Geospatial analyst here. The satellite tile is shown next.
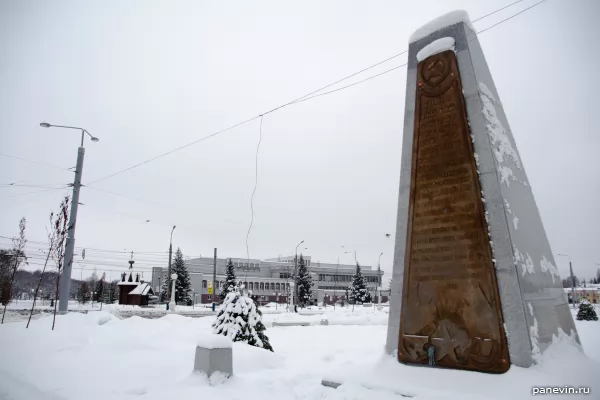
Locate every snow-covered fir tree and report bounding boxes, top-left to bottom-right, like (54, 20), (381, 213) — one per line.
(219, 259), (238, 302)
(94, 280), (104, 302)
(160, 273), (169, 302)
(349, 263), (371, 304)
(295, 254), (313, 307)
(576, 300), (598, 321)
(212, 285), (273, 352)
(172, 248), (192, 305)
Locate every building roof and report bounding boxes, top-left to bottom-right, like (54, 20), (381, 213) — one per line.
(563, 287), (599, 292)
(117, 281), (138, 286)
(129, 282), (153, 296)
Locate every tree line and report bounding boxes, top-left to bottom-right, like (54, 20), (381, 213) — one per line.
(562, 268), (600, 288)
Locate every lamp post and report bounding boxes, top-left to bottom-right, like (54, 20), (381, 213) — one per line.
(293, 240), (304, 311)
(167, 225), (176, 299)
(334, 247), (349, 310)
(377, 252), (383, 307)
(557, 253), (576, 309)
(169, 273), (178, 311)
(40, 122), (99, 314)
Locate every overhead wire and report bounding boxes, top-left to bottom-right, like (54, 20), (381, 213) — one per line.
(0, 153), (70, 171)
(83, 0), (539, 186)
(475, 0), (548, 35)
(471, 0), (525, 23)
(4, 186), (69, 199)
(5, 0), (550, 276)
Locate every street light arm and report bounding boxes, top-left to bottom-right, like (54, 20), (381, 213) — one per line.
(40, 123), (99, 144)
(44, 124), (86, 131)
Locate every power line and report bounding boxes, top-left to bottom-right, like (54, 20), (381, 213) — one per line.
(475, 0), (548, 35)
(0, 153), (70, 172)
(4, 186), (68, 199)
(293, 63), (407, 105)
(86, 116), (260, 185)
(85, 186), (171, 209)
(82, 0), (537, 186)
(471, 0), (525, 23)
(0, 235), (170, 255)
(0, 183), (66, 189)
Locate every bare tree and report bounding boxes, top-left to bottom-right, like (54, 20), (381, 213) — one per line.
(50, 196), (70, 330)
(26, 205), (65, 328)
(1, 217), (27, 324)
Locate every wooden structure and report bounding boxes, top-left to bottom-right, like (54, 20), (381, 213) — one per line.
(118, 269), (155, 306)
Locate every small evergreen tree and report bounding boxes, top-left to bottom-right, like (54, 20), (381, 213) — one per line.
(160, 273), (169, 302)
(576, 300), (598, 321)
(295, 255), (313, 307)
(219, 259), (238, 302)
(108, 280), (119, 303)
(77, 281), (90, 304)
(172, 248), (192, 305)
(349, 263), (371, 304)
(94, 279), (104, 302)
(212, 285), (273, 352)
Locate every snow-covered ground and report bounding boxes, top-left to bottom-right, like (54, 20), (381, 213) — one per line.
(0, 307), (598, 400)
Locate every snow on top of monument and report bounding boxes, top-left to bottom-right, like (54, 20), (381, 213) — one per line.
(416, 37), (455, 62)
(197, 333), (232, 349)
(410, 10), (474, 43)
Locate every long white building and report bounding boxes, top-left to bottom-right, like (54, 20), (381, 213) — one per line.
(151, 255), (386, 305)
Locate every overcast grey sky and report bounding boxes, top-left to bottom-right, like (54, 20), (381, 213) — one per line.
(1, 0), (599, 282)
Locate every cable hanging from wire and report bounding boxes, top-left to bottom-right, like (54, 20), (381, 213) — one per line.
(245, 115), (263, 283)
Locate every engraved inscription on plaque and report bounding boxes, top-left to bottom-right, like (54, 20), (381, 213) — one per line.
(398, 51), (509, 373)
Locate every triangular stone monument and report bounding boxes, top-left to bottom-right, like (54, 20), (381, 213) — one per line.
(385, 10), (579, 373)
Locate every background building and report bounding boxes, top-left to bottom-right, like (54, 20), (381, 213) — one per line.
(151, 255), (387, 305)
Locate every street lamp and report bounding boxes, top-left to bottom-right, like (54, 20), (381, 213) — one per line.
(378, 252), (383, 285)
(334, 247), (349, 309)
(40, 122), (99, 314)
(167, 225), (176, 298)
(557, 253), (576, 309)
(377, 252), (383, 306)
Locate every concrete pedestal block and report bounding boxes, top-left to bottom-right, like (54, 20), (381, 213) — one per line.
(193, 346), (233, 378)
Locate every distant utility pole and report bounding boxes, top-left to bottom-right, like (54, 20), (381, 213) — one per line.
(40, 122), (99, 314)
(212, 248), (217, 312)
(558, 253), (576, 309)
(167, 225), (176, 300)
(293, 240), (304, 311)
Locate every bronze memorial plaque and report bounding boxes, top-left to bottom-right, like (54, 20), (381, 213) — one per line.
(398, 50), (509, 373)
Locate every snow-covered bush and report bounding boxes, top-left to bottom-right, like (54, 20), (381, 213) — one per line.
(576, 300), (598, 321)
(212, 286), (273, 352)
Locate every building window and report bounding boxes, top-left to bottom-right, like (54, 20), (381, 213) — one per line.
(202, 280), (207, 288)
(255, 282), (259, 291)
(286, 283), (290, 291)
(260, 282), (264, 291)
(249, 282), (254, 290)
(269, 283), (274, 290)
(276, 283), (281, 291)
